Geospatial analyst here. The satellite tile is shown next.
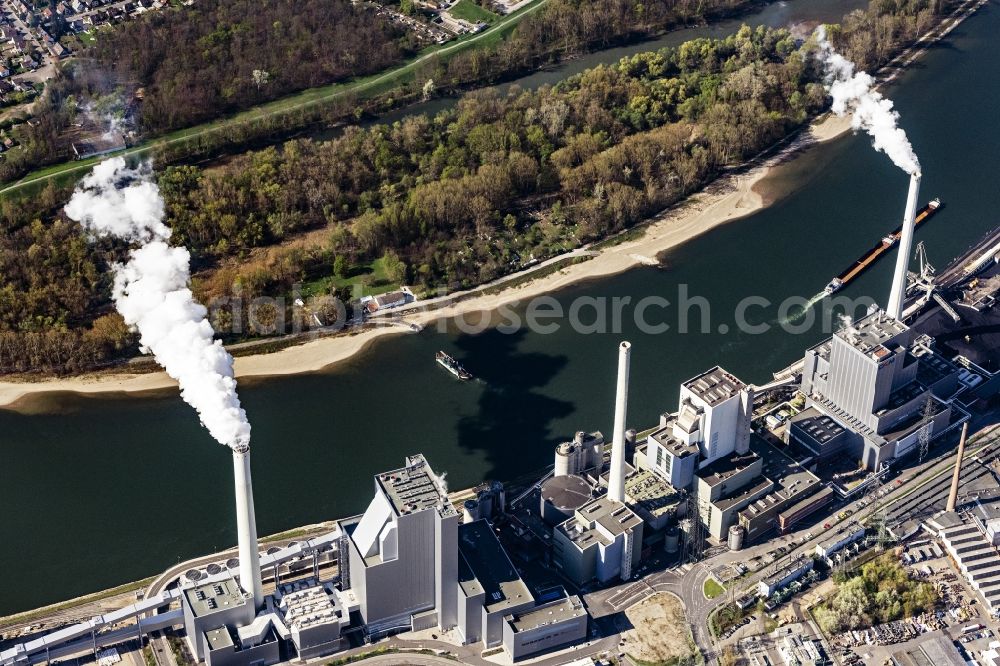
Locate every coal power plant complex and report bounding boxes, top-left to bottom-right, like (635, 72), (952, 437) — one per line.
(0, 166), (1000, 666)
(9, 157), (1000, 666)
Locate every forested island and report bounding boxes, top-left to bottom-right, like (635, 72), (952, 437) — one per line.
(0, 0), (947, 375)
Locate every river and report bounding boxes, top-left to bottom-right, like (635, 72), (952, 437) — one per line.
(1, 0), (998, 616)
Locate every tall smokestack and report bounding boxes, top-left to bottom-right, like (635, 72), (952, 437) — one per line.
(233, 446), (263, 609)
(608, 341), (631, 503)
(946, 422), (969, 513)
(887, 173), (921, 319)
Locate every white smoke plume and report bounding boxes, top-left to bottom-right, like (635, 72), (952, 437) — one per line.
(65, 158), (252, 449)
(815, 26), (920, 175)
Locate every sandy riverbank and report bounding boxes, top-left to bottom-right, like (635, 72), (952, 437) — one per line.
(0, 112), (855, 412)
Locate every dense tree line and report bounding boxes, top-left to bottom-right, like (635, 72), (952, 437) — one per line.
(0, 0), (415, 183)
(88, 0), (416, 132)
(166, 24), (814, 308)
(0, 0), (943, 184)
(0, 0), (957, 374)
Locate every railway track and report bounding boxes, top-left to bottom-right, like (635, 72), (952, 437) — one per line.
(887, 439), (1000, 528)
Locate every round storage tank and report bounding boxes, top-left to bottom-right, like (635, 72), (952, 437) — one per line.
(554, 442), (572, 477)
(664, 526), (680, 554)
(463, 499), (481, 523)
(728, 524), (745, 551)
(539, 474), (592, 525)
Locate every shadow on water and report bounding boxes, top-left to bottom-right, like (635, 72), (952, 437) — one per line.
(454, 328), (573, 481)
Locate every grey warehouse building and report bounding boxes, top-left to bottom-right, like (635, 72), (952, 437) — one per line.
(502, 595), (588, 661)
(796, 311), (957, 470)
(182, 578), (279, 666)
(456, 519), (535, 647)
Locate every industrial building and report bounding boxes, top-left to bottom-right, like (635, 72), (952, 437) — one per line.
(793, 311), (957, 470)
(814, 524), (866, 565)
(689, 433), (824, 542)
(776, 629), (823, 666)
(890, 634), (967, 666)
(623, 469), (682, 531)
(339, 453), (459, 635)
(636, 365), (822, 543)
(675, 367), (753, 468)
(638, 366), (754, 495)
(275, 580), (351, 659)
(927, 495), (1000, 612)
(642, 419), (700, 490)
(182, 577), (272, 666)
(461, 480), (506, 524)
(552, 496), (643, 585)
(627, 363), (829, 545)
(164, 453), (596, 666)
(757, 556), (814, 599)
(736, 443), (825, 543)
(695, 449), (768, 540)
(545, 342), (647, 585)
(455, 519), (534, 646)
(502, 595), (588, 661)
(554, 431), (605, 478)
(539, 474), (594, 526)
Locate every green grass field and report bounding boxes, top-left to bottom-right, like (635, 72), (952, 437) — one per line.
(703, 578), (725, 600)
(449, 0), (499, 23)
(300, 257), (398, 299)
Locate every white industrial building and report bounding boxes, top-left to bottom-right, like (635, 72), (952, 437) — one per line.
(777, 629), (823, 666)
(552, 495), (643, 585)
(675, 367), (754, 469)
(554, 431), (605, 478)
(339, 454), (459, 636)
(814, 524), (866, 565)
(502, 595), (588, 661)
(276, 580), (351, 659)
(758, 556), (813, 599)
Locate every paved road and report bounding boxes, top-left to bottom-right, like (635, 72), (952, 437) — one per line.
(578, 423), (998, 665)
(346, 655), (455, 666)
(674, 427), (1000, 664)
(372, 248), (598, 319)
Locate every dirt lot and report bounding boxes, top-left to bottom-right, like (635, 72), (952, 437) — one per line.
(623, 592), (696, 665)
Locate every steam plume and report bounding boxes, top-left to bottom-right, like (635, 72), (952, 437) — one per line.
(815, 26), (920, 175)
(65, 158), (251, 449)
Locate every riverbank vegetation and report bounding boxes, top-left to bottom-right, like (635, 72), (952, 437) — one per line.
(0, 0), (417, 184)
(0, 0), (805, 186)
(812, 553), (937, 634)
(0, 0), (960, 375)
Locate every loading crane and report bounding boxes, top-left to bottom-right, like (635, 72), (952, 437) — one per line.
(902, 242), (962, 322)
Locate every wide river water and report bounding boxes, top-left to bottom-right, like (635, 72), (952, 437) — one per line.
(1, 0), (998, 616)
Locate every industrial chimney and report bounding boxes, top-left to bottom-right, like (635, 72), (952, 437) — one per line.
(887, 173), (922, 320)
(608, 341), (631, 503)
(946, 422), (969, 513)
(233, 444), (263, 609)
